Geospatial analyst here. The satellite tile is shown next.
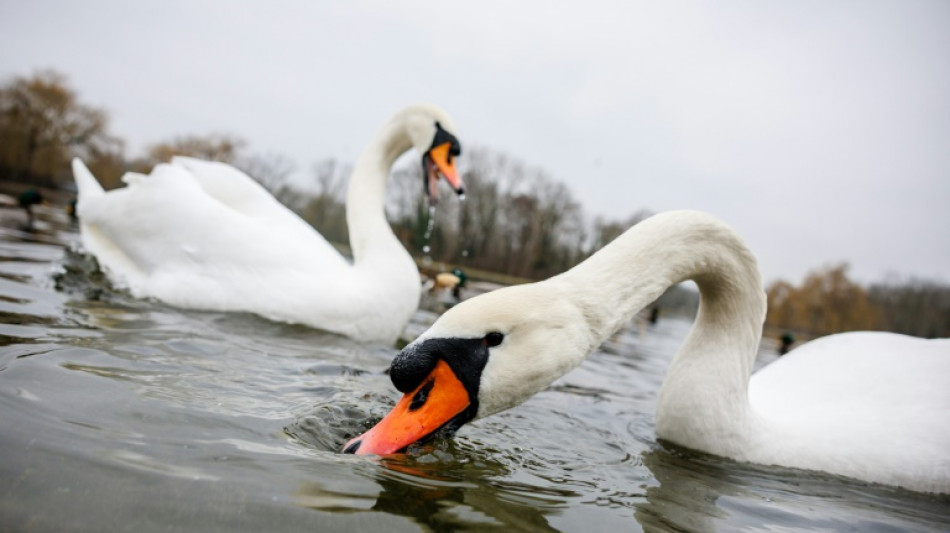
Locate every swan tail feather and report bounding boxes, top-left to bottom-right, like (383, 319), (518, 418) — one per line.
(72, 158), (104, 201)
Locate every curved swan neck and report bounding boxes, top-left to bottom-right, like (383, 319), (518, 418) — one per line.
(345, 113), (415, 264)
(557, 211), (766, 439)
(562, 211), (764, 343)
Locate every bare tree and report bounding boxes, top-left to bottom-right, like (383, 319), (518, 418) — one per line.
(869, 276), (950, 338)
(241, 152), (296, 194)
(386, 146), (603, 279)
(292, 159), (350, 244)
(588, 209), (653, 253)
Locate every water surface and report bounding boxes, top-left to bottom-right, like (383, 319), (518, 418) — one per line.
(1, 208), (947, 532)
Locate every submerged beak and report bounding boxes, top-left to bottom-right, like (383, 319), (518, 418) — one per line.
(424, 142), (464, 204)
(342, 360), (470, 455)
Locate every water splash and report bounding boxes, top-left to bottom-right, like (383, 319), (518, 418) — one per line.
(421, 204), (437, 265)
(423, 205), (436, 243)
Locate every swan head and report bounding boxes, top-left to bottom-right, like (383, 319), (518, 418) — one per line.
(343, 281), (590, 455)
(402, 105), (464, 204)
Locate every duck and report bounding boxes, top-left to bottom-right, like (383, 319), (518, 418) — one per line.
(343, 210), (950, 494)
(72, 104), (464, 344)
(424, 272), (462, 293)
(0, 189), (46, 230)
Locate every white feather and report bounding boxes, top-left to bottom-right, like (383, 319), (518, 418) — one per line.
(72, 104), (459, 344)
(424, 210), (950, 493)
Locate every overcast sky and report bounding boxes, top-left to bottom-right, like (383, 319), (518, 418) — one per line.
(2, 1), (948, 285)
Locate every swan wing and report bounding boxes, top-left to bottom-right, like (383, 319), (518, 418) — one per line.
(75, 159), (351, 300)
(749, 331), (950, 490)
(750, 332), (950, 428)
(169, 156), (336, 246)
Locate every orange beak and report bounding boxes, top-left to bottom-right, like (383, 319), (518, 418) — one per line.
(425, 142), (464, 203)
(343, 360), (470, 455)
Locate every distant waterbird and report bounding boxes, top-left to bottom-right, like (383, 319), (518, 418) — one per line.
(72, 104), (464, 343)
(345, 210), (950, 494)
(0, 189), (45, 230)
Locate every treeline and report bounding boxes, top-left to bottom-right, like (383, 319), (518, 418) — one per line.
(766, 264), (950, 338)
(2, 70), (948, 336)
(0, 70), (640, 280)
(269, 148), (656, 281)
(0, 70), (294, 191)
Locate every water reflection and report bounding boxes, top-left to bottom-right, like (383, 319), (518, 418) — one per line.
(635, 445), (950, 533)
(294, 449), (567, 532)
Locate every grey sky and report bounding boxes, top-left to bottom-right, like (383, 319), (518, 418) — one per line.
(2, 1), (948, 285)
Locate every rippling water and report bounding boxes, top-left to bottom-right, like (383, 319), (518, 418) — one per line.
(1, 207), (947, 532)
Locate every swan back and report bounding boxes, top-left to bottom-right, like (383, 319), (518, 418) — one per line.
(747, 332), (950, 492)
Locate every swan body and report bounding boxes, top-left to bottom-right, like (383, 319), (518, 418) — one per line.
(72, 105), (464, 344)
(346, 210), (950, 493)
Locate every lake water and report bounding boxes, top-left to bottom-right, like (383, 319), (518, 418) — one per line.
(1, 207), (948, 532)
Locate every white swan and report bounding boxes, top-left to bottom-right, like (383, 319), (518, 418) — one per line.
(72, 104), (464, 344)
(344, 210), (950, 493)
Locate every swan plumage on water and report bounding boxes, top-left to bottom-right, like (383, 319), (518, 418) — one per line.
(72, 105), (463, 344)
(345, 210), (950, 493)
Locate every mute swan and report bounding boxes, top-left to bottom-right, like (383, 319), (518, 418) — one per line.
(72, 104), (464, 344)
(344, 210), (950, 493)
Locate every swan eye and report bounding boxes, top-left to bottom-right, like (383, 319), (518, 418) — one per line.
(484, 332), (504, 347)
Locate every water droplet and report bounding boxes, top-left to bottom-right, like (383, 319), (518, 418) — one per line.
(423, 205), (437, 242)
(422, 245), (430, 254)
(458, 193), (466, 201)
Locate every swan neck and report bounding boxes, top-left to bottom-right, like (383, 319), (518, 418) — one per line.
(563, 213), (760, 338)
(559, 211), (766, 434)
(345, 117), (414, 264)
